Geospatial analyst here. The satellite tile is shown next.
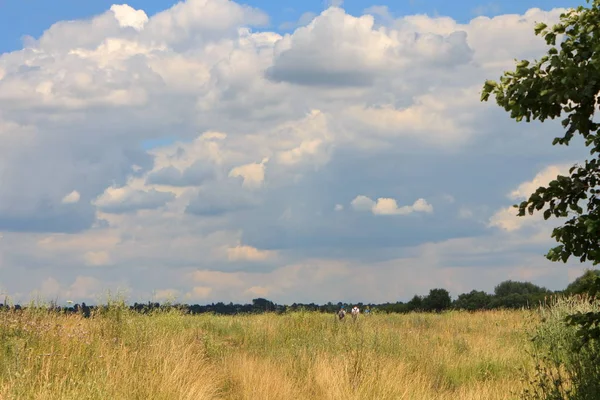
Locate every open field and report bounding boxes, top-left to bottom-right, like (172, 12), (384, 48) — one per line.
(0, 307), (538, 399)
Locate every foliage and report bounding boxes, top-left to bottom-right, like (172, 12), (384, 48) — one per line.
(407, 295), (423, 311)
(481, 0), (600, 343)
(252, 297), (276, 312)
(522, 296), (600, 400)
(494, 281), (551, 297)
(564, 269), (600, 295)
(454, 290), (493, 311)
(422, 288), (452, 312)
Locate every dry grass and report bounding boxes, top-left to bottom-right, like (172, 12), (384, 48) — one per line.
(0, 306), (536, 399)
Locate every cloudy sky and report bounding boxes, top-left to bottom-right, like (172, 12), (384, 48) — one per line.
(0, 0), (593, 305)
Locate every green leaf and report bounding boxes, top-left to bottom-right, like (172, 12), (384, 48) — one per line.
(534, 22), (548, 35)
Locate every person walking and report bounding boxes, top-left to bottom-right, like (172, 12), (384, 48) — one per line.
(351, 306), (360, 321)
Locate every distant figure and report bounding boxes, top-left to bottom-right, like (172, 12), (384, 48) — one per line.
(75, 302), (91, 318)
(364, 307), (371, 315)
(338, 308), (346, 321)
(351, 306), (360, 321)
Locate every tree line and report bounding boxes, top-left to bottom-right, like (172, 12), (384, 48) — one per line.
(2, 269), (597, 316)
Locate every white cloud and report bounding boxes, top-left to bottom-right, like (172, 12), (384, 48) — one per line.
(229, 157), (269, 188)
(110, 4), (149, 31)
(61, 190), (81, 204)
(227, 244), (275, 261)
(93, 186), (176, 214)
(488, 206), (523, 232)
(509, 164), (572, 200)
(266, 8), (473, 87)
(350, 195), (376, 211)
(488, 163), (574, 232)
(351, 195), (433, 216)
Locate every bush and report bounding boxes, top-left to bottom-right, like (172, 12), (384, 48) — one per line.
(522, 295), (600, 400)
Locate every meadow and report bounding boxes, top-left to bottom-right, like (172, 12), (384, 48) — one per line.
(0, 302), (549, 400)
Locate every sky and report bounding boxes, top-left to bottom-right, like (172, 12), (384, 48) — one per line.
(0, 0), (594, 305)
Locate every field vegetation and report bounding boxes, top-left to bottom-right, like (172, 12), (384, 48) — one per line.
(1, 296), (590, 400)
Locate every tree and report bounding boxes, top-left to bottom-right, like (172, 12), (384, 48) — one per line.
(454, 290), (493, 311)
(564, 269), (600, 295)
(251, 298), (275, 312)
(481, 0), (600, 349)
(406, 295), (423, 311)
(493, 280), (551, 297)
(422, 288), (452, 312)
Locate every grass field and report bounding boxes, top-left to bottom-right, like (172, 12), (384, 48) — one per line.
(0, 305), (540, 400)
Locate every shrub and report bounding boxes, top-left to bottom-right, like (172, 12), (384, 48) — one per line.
(522, 295), (600, 400)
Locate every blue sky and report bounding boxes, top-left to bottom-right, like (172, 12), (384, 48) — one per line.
(0, 0), (593, 305)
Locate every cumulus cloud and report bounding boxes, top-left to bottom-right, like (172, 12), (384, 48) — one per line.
(0, 0), (583, 303)
(488, 206), (523, 232)
(229, 157), (269, 188)
(351, 195), (433, 216)
(508, 164), (572, 200)
(93, 186), (176, 214)
(227, 244), (275, 261)
(61, 190), (81, 204)
(488, 163), (574, 232)
(350, 195), (376, 211)
(266, 8), (473, 87)
(110, 4), (149, 31)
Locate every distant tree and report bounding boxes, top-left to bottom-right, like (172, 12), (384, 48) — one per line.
(454, 290), (493, 311)
(564, 269), (600, 296)
(422, 289), (452, 312)
(491, 281), (551, 309)
(494, 280), (550, 297)
(406, 295), (423, 311)
(252, 298), (275, 312)
(490, 293), (533, 309)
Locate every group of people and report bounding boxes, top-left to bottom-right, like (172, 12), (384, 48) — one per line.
(337, 306), (370, 321)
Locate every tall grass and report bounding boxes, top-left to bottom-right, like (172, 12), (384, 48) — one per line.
(0, 302), (219, 399)
(522, 295), (600, 400)
(0, 304), (536, 399)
